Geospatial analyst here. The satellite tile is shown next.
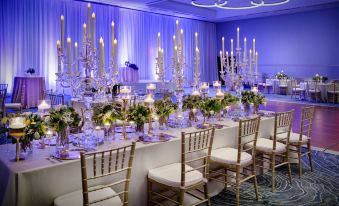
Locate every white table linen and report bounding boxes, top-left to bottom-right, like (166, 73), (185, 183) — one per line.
(0, 116), (292, 206)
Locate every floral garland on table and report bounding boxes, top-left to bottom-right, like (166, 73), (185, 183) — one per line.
(127, 104), (151, 132)
(312, 74), (328, 82)
(1, 113), (46, 152)
(275, 72), (289, 80)
(199, 97), (222, 118)
(92, 103), (122, 125)
(154, 97), (177, 124)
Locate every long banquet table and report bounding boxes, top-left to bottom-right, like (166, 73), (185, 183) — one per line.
(0, 115), (285, 206)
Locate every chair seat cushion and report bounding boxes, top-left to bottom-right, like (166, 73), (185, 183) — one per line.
(292, 88), (305, 91)
(246, 138), (286, 153)
(148, 163), (203, 187)
(210, 147), (252, 167)
(279, 85), (288, 88)
(54, 186), (122, 206)
(5, 103), (22, 109)
(276, 132), (309, 143)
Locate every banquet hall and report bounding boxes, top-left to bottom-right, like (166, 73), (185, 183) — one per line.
(1, 0), (339, 205)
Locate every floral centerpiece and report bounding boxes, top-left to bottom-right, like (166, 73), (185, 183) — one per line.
(199, 97), (222, 122)
(92, 103), (122, 125)
(26, 68), (35, 75)
(154, 97), (177, 128)
(312, 74), (328, 83)
(1, 113), (46, 152)
(182, 95), (202, 121)
(275, 71), (288, 80)
(221, 93), (239, 108)
(241, 91), (266, 114)
(127, 104), (151, 133)
(46, 106), (82, 147)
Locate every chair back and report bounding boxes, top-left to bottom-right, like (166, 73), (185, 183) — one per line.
(272, 110), (295, 148)
(279, 79), (287, 87)
(0, 89), (7, 116)
(80, 142), (136, 206)
(307, 81), (318, 92)
(237, 117), (261, 164)
(0, 84), (8, 91)
(299, 106), (315, 141)
(181, 128), (215, 187)
(48, 93), (64, 108)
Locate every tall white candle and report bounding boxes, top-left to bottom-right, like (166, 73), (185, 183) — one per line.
(60, 15), (65, 52)
(195, 32), (198, 49)
(87, 3), (91, 38)
(172, 35), (176, 47)
(255, 52), (258, 75)
(226, 51), (229, 68)
(82, 23), (87, 56)
(231, 51), (234, 74)
(237, 27), (240, 49)
(91, 13), (96, 50)
(249, 49), (252, 77)
(113, 39), (117, 74)
(195, 47), (199, 74)
(174, 46), (178, 68)
(252, 38), (256, 59)
(57, 40), (61, 73)
(74, 42), (78, 74)
(222, 37), (225, 57)
(180, 29), (184, 58)
(219, 50), (223, 72)
(99, 37), (104, 77)
(67, 37), (72, 74)
(175, 20), (179, 42)
(243, 37), (247, 63)
(111, 21), (115, 59)
(157, 32), (160, 50)
(231, 38), (234, 54)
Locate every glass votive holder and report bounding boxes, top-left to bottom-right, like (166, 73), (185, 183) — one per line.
(146, 83), (156, 95)
(200, 82), (209, 95)
(120, 86), (131, 100)
(213, 81), (221, 91)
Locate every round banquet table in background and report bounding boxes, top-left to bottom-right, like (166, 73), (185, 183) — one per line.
(266, 78), (292, 94)
(11, 76), (46, 108)
(118, 66), (139, 83)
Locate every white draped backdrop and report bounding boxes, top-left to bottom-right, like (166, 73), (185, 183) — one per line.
(0, 0), (218, 92)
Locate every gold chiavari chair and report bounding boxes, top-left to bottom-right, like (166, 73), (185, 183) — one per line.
(249, 110), (294, 192)
(209, 117), (261, 206)
(278, 107), (315, 178)
(54, 142), (136, 206)
(290, 80), (305, 100)
(0, 83), (8, 91)
(147, 128), (215, 206)
(48, 93), (65, 108)
(327, 80), (339, 103)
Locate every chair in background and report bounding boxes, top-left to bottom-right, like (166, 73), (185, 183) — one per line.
(0, 89), (6, 118)
(0, 83), (23, 113)
(258, 79), (273, 94)
(147, 128), (215, 206)
(249, 110), (294, 192)
(0, 84), (8, 91)
(47, 93), (65, 108)
(54, 142), (136, 206)
(209, 117), (261, 206)
(278, 79), (288, 95)
(307, 81), (321, 102)
(290, 79), (306, 100)
(327, 80), (339, 103)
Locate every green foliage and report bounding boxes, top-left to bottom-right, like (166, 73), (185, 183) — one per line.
(127, 104), (151, 126)
(275, 72), (289, 80)
(199, 97), (222, 117)
(46, 106), (82, 132)
(182, 95), (202, 111)
(312, 75), (328, 82)
(154, 97), (177, 117)
(221, 93), (239, 108)
(92, 102), (122, 125)
(241, 91), (266, 107)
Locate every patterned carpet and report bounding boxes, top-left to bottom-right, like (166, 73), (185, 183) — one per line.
(210, 150), (339, 206)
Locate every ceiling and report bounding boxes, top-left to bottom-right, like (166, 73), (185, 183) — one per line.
(86, 0), (339, 22)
